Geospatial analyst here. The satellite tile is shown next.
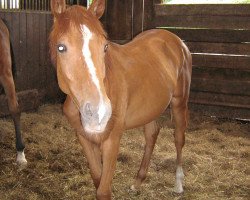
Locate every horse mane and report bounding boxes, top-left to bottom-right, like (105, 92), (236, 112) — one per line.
(49, 5), (107, 66)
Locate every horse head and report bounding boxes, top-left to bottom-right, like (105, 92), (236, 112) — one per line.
(50, 0), (112, 135)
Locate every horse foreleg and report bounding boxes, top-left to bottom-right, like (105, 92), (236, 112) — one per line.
(97, 131), (122, 200)
(131, 120), (160, 190)
(0, 75), (27, 166)
(77, 134), (102, 188)
(171, 98), (188, 193)
(63, 96), (102, 188)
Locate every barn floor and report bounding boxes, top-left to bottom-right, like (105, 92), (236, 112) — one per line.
(0, 104), (249, 200)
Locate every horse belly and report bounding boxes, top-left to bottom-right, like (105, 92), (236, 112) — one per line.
(124, 84), (172, 130)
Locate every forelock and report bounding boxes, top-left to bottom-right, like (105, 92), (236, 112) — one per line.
(60, 6), (106, 38)
(49, 5), (106, 66)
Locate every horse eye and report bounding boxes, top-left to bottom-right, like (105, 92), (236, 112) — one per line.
(57, 44), (67, 53)
(104, 44), (108, 53)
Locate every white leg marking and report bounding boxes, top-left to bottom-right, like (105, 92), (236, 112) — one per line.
(17, 151), (27, 166)
(80, 24), (106, 123)
(174, 166), (184, 193)
(130, 185), (136, 191)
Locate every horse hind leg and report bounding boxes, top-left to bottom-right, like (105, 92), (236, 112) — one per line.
(131, 120), (160, 190)
(170, 96), (188, 193)
(1, 75), (27, 167)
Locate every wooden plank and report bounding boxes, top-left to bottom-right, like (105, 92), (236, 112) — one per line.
(189, 91), (250, 109)
(192, 54), (250, 70)
(46, 14), (53, 67)
(132, 0), (143, 38)
(189, 103), (250, 120)
(26, 12), (40, 90)
(0, 11), (4, 19)
(17, 12), (27, 92)
(154, 4), (250, 16)
(33, 13), (41, 88)
(39, 13), (47, 89)
(192, 67), (250, 82)
(191, 78), (250, 96)
(186, 42), (250, 55)
(154, 15), (250, 30)
(46, 13), (54, 77)
(159, 28), (250, 43)
(106, 0), (132, 40)
(0, 89), (40, 117)
(143, 0), (154, 30)
(26, 13), (35, 90)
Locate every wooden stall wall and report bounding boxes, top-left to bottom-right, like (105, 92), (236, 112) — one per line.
(1, 1), (249, 119)
(106, 0), (154, 43)
(0, 11), (59, 101)
(154, 3), (250, 119)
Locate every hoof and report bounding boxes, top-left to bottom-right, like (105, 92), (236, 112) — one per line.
(128, 185), (141, 195)
(174, 185), (184, 194)
(16, 151), (28, 169)
(130, 182), (142, 191)
(130, 179), (142, 191)
(130, 185), (137, 191)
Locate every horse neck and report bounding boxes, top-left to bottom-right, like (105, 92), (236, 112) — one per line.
(104, 42), (127, 103)
(104, 42), (129, 70)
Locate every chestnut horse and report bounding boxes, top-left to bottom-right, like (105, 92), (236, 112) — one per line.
(50, 0), (192, 199)
(0, 19), (27, 166)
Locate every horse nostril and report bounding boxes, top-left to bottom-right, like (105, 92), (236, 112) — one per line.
(84, 103), (93, 117)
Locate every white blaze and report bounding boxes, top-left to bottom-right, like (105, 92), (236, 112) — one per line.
(81, 24), (106, 123)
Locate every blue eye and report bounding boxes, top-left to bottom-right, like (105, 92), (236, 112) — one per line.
(57, 44), (67, 53)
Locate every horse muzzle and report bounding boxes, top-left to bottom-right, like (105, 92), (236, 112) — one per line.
(79, 100), (112, 134)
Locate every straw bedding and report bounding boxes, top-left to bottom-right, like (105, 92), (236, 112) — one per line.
(0, 104), (249, 200)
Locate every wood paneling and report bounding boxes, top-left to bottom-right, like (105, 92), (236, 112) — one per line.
(160, 28), (250, 43)
(186, 42), (250, 55)
(189, 103), (250, 119)
(192, 67), (250, 81)
(106, 0), (154, 40)
(190, 91), (250, 109)
(192, 54), (250, 70)
(191, 78), (250, 96)
(154, 4), (250, 118)
(154, 5), (250, 29)
(0, 11), (61, 104)
(155, 4), (250, 16)
(106, 0), (132, 40)
(155, 15), (250, 29)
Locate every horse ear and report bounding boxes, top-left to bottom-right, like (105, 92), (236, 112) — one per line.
(51, 0), (66, 16)
(88, 0), (105, 19)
